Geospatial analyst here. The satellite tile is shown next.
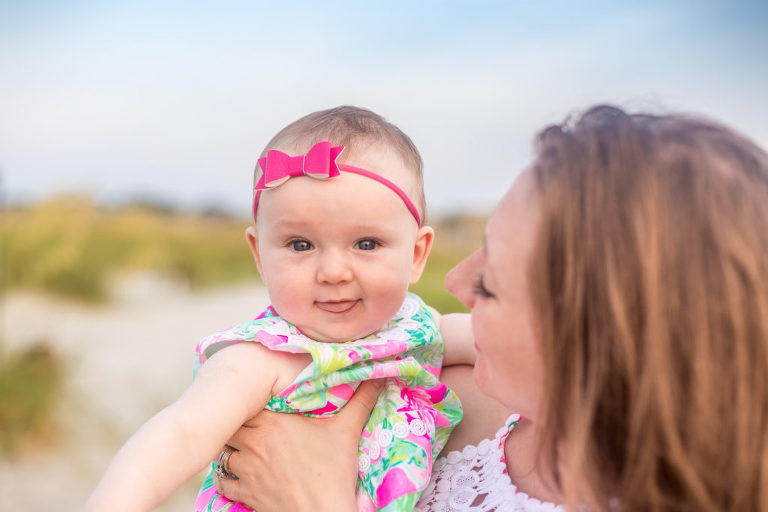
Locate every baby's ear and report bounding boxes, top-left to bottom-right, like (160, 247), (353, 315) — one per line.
(245, 226), (265, 281)
(410, 226), (435, 284)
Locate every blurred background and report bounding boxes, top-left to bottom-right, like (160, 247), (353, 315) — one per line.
(1, 0), (766, 509)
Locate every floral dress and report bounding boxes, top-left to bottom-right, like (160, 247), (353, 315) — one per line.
(194, 293), (463, 512)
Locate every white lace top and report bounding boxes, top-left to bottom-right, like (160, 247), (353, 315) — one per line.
(415, 414), (564, 512)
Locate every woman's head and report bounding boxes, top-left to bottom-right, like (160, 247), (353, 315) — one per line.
(449, 105), (768, 510)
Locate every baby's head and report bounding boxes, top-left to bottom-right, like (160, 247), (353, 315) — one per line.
(245, 106), (434, 342)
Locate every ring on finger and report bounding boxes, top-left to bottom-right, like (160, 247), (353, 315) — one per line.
(215, 445), (238, 480)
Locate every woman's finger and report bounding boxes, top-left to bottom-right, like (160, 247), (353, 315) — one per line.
(337, 378), (385, 430)
(213, 470), (248, 506)
(222, 447), (242, 477)
(224, 427), (249, 451)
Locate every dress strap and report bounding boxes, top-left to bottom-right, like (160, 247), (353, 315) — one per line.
(498, 413), (522, 475)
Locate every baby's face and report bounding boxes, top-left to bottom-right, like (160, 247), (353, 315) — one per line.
(247, 144), (432, 343)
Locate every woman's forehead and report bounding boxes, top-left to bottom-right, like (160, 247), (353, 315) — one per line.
(486, 172), (539, 267)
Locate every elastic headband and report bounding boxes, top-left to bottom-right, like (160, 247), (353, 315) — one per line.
(252, 141), (422, 227)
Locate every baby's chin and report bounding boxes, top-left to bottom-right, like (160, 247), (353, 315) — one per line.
(296, 322), (388, 344)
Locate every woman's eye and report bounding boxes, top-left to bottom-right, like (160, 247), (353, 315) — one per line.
(289, 240), (313, 252)
(356, 239), (379, 251)
(473, 275), (494, 298)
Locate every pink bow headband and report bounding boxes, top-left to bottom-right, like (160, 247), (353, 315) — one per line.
(252, 141), (422, 227)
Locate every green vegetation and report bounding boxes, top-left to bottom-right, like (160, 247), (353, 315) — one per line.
(0, 344), (64, 456)
(410, 246), (469, 313)
(1, 196), (256, 302)
(0, 196), (484, 311)
(411, 215), (486, 314)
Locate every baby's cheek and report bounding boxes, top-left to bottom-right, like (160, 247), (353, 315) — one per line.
(267, 285), (305, 318)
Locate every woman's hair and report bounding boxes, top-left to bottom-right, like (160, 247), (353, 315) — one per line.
(529, 105), (768, 511)
(256, 105), (426, 218)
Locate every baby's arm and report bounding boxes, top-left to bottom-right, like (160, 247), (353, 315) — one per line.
(429, 308), (475, 366)
(86, 342), (286, 512)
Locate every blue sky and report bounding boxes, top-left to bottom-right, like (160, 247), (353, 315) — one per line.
(1, 0), (766, 217)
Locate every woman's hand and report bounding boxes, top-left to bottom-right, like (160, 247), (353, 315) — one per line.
(214, 379), (384, 512)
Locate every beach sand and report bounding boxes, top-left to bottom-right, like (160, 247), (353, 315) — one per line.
(0, 275), (269, 510)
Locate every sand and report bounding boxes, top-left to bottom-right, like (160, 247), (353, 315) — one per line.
(0, 275), (270, 510)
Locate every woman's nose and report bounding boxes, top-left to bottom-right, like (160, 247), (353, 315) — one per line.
(316, 250), (353, 284)
(445, 249), (480, 309)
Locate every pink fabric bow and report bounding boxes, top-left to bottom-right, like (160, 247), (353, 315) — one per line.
(255, 141), (343, 190)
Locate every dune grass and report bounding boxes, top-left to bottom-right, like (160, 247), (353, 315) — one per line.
(1, 196), (484, 311)
(1, 196), (256, 302)
(410, 246), (469, 314)
(0, 343), (64, 456)
(411, 214), (486, 314)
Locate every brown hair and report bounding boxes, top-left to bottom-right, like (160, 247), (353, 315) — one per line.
(529, 105), (768, 510)
(256, 105), (426, 218)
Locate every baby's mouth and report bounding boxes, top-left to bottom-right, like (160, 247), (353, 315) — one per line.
(315, 300), (359, 314)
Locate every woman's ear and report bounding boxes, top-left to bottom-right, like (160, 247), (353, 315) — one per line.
(409, 226), (435, 284)
(245, 226), (265, 282)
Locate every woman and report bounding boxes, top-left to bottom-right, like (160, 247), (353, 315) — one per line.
(214, 106), (768, 511)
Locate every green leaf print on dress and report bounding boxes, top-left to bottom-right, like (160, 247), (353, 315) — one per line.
(193, 293), (462, 512)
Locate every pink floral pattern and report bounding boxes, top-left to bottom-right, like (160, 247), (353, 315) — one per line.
(194, 293), (463, 512)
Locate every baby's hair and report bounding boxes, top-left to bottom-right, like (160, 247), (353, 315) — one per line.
(256, 105), (426, 220)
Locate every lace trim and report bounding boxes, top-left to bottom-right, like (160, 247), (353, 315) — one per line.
(415, 414), (564, 512)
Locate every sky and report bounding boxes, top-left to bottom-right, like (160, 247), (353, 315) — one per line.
(1, 0), (767, 218)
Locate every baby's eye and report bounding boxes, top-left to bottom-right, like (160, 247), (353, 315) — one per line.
(356, 239), (380, 251)
(289, 240), (313, 252)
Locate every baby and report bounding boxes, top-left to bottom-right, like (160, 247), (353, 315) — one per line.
(87, 106), (472, 512)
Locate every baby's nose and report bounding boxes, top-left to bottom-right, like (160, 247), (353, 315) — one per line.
(316, 250), (353, 284)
